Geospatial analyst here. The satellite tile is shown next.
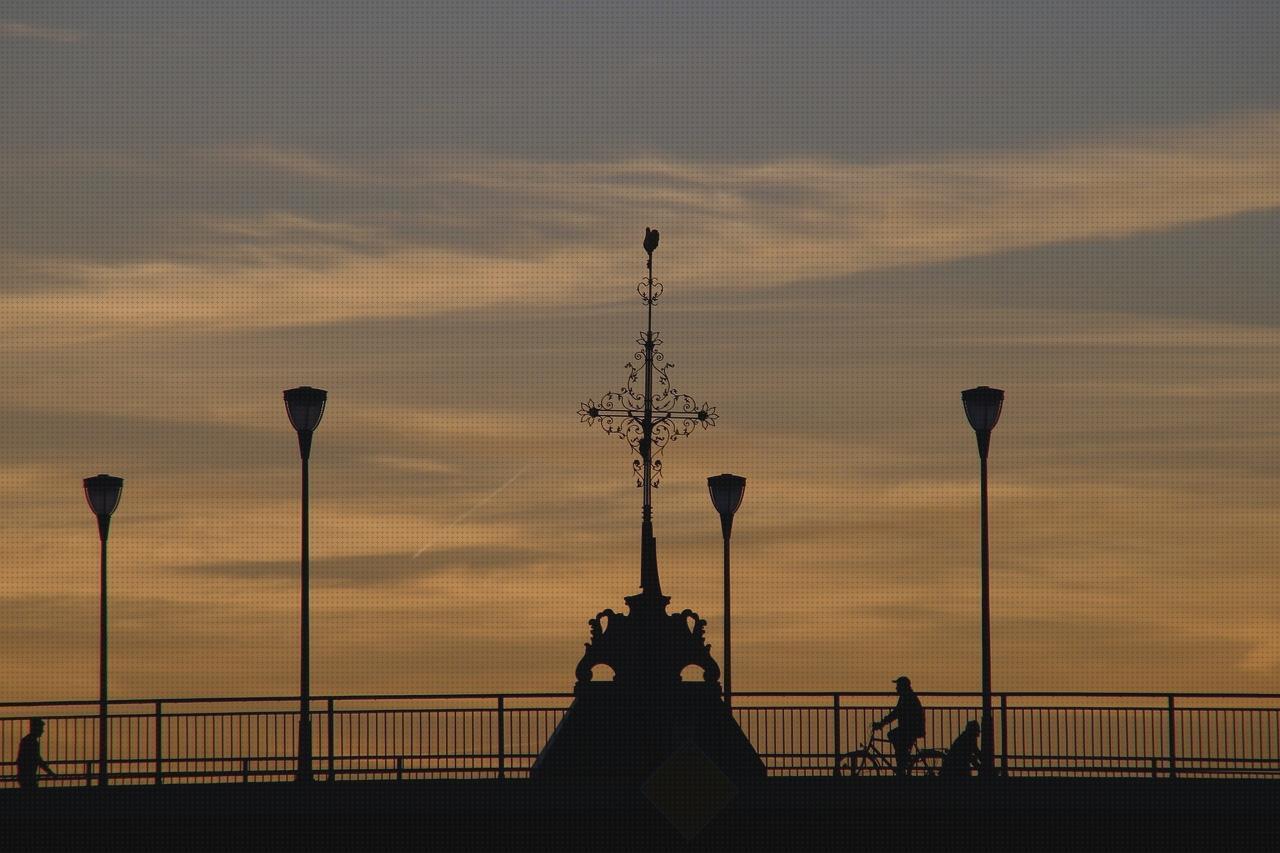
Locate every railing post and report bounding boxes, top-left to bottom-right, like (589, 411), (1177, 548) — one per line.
(497, 696), (506, 780)
(396, 756), (404, 782)
(85, 761), (93, 786)
(1000, 693), (1008, 776)
(327, 698), (336, 782)
(832, 694), (842, 776)
(154, 701), (163, 785)
(242, 758), (250, 784)
(1167, 694), (1177, 779)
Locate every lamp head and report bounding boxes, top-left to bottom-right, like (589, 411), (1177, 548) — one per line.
(962, 386), (1004, 433)
(283, 386), (328, 434)
(708, 474), (746, 517)
(83, 474), (124, 519)
(962, 386), (1004, 458)
(708, 473), (746, 538)
(84, 473), (124, 541)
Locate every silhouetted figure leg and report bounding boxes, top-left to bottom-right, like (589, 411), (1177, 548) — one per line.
(888, 729), (913, 777)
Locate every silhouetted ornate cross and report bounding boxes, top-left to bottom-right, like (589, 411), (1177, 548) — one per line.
(578, 229), (717, 598)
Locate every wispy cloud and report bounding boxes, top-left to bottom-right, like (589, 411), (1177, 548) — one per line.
(3, 110), (1279, 347)
(0, 21), (83, 44)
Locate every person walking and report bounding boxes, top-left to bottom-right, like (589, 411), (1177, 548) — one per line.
(17, 718), (56, 789)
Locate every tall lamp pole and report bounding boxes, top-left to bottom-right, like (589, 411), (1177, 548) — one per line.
(708, 474), (746, 708)
(284, 386), (327, 783)
(962, 385), (1004, 777)
(84, 474), (124, 787)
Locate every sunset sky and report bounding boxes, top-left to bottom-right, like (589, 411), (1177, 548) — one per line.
(3, 2), (1279, 702)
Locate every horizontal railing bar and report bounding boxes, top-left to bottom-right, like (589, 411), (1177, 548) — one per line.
(11, 752), (1272, 768)
(3, 708), (561, 724)
(1006, 754), (1280, 764)
(735, 691), (1280, 700)
(9, 708), (1277, 723)
(6, 690), (1280, 709)
(0, 692), (575, 708)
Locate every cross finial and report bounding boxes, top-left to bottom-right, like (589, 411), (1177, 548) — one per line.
(578, 230), (717, 598)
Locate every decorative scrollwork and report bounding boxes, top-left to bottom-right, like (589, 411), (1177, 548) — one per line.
(638, 277), (664, 305)
(578, 333), (717, 487)
(589, 609), (618, 640)
(574, 601), (722, 685)
(677, 609), (709, 644)
(579, 252), (717, 492)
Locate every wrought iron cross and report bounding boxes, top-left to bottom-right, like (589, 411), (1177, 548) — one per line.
(579, 229), (717, 600)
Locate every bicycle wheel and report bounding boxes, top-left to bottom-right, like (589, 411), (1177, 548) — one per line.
(850, 749), (893, 777)
(913, 748), (947, 777)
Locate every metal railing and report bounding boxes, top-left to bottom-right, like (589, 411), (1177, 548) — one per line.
(4, 692), (1279, 786)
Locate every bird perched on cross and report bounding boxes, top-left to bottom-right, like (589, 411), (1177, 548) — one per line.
(643, 227), (660, 256)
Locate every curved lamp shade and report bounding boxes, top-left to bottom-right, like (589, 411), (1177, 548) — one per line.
(84, 474), (124, 519)
(962, 386), (1005, 433)
(708, 473), (747, 519)
(284, 386), (328, 434)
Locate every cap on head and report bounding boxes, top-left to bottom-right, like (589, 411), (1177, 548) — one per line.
(30, 717), (44, 730)
(893, 676), (912, 687)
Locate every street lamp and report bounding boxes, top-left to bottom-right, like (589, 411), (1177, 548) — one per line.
(962, 385), (1004, 777)
(284, 385), (327, 782)
(708, 474), (746, 708)
(84, 473), (123, 787)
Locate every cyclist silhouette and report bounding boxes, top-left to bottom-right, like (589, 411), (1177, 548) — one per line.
(872, 676), (925, 776)
(941, 720), (982, 778)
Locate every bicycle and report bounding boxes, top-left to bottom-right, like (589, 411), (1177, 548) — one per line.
(836, 727), (947, 777)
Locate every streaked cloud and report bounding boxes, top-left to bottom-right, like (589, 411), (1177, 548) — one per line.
(0, 21), (83, 43)
(3, 111), (1278, 352)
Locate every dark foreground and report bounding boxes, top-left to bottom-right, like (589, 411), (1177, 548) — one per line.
(2, 778), (1277, 850)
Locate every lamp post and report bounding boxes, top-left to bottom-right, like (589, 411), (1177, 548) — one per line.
(962, 385), (1004, 777)
(284, 386), (327, 782)
(708, 474), (746, 708)
(84, 473), (124, 787)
